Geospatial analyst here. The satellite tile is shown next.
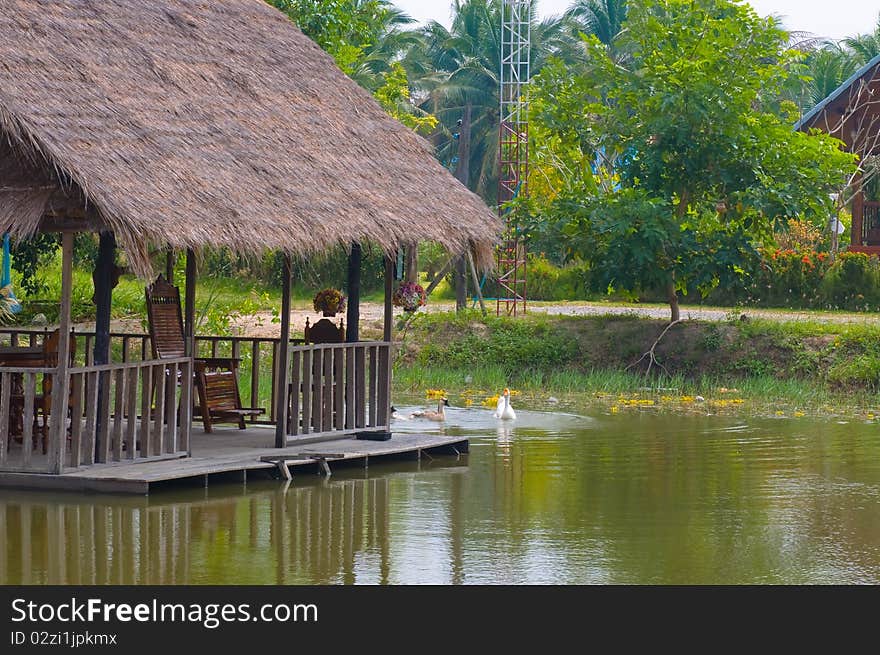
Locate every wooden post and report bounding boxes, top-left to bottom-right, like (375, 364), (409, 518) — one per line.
(183, 249), (196, 453)
(165, 249), (174, 283)
(49, 232), (74, 474)
(274, 253), (292, 449)
(346, 243), (361, 343)
(93, 232), (115, 365)
(184, 249), (196, 357)
(384, 256), (393, 343)
(93, 232), (115, 462)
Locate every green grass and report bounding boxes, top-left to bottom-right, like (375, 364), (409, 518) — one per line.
(391, 363), (880, 418)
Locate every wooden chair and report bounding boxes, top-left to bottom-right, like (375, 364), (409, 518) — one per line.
(145, 275), (264, 433)
(304, 317), (345, 344)
(293, 316), (346, 432)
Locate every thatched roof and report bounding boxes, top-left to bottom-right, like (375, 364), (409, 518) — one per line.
(0, 0), (499, 275)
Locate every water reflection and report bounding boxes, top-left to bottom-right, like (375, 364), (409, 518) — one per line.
(1, 411), (879, 584)
(0, 476), (395, 585)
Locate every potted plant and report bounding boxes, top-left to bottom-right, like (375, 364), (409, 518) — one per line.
(313, 288), (346, 316)
(392, 281), (427, 312)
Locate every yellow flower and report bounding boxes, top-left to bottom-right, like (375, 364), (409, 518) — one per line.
(611, 406), (619, 414)
(426, 389), (447, 399)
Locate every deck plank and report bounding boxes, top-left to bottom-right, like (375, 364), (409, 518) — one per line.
(0, 425), (467, 493)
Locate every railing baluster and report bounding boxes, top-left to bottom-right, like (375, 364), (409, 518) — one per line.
(251, 341), (260, 418)
(112, 368), (125, 462)
(334, 347), (344, 430)
(301, 349), (312, 434)
(355, 346), (366, 429)
(167, 362), (179, 453)
(140, 365), (152, 458)
(83, 372), (99, 466)
(69, 374), (84, 467)
(97, 370), (112, 464)
(180, 359), (191, 455)
(344, 346), (355, 430)
(323, 348), (333, 430)
(153, 363), (166, 456)
(125, 367), (138, 460)
(368, 346), (378, 428)
(377, 344), (391, 429)
(21, 372), (35, 470)
(312, 347), (323, 433)
(289, 350), (301, 435)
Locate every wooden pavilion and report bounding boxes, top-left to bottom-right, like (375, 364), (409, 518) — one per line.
(796, 53), (880, 252)
(0, 0), (498, 481)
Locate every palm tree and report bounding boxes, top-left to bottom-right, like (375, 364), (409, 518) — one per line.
(565, 0), (628, 49)
(844, 15), (880, 66)
(411, 0), (572, 203)
(801, 45), (860, 109)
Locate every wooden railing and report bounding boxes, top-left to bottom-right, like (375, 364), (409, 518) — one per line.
(0, 330), (289, 425)
(286, 342), (391, 440)
(66, 357), (192, 469)
(0, 366), (53, 472)
(0, 330), (393, 451)
(0, 358), (191, 474)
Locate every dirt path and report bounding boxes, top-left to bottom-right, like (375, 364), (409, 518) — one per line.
(77, 299), (880, 338)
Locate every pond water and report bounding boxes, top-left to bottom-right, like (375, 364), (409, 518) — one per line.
(2, 401), (879, 584)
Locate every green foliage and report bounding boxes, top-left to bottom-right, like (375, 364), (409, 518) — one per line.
(413, 0), (574, 202)
(412, 311), (580, 375)
(525, 254), (591, 301)
(10, 234), (58, 295)
(529, 0), (858, 317)
(268, 0), (396, 75)
(374, 62), (437, 134)
(396, 310), (880, 398)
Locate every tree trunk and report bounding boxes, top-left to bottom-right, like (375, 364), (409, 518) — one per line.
(454, 257), (467, 309)
(667, 279), (680, 322)
(453, 103), (473, 311)
(405, 241), (418, 285)
(669, 188), (689, 323)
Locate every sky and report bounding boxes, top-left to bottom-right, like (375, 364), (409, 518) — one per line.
(392, 1), (879, 42)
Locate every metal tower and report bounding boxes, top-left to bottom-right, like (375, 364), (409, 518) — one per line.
(497, 0), (531, 316)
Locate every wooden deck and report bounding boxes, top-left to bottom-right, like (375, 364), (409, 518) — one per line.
(0, 426), (468, 494)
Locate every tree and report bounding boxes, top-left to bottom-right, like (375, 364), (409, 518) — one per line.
(529, 0), (857, 322)
(844, 15), (880, 66)
(267, 0), (401, 75)
(565, 0), (628, 54)
(412, 0), (573, 203)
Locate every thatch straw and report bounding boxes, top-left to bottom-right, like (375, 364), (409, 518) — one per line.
(0, 0), (500, 276)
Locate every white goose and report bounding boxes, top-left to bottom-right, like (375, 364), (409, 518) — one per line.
(494, 388), (516, 420)
(411, 397), (449, 421)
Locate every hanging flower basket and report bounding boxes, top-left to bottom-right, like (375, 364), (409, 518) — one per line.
(392, 282), (427, 312)
(313, 288), (346, 316)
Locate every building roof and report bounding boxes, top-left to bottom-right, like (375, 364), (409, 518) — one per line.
(795, 52), (880, 133)
(0, 0), (499, 274)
